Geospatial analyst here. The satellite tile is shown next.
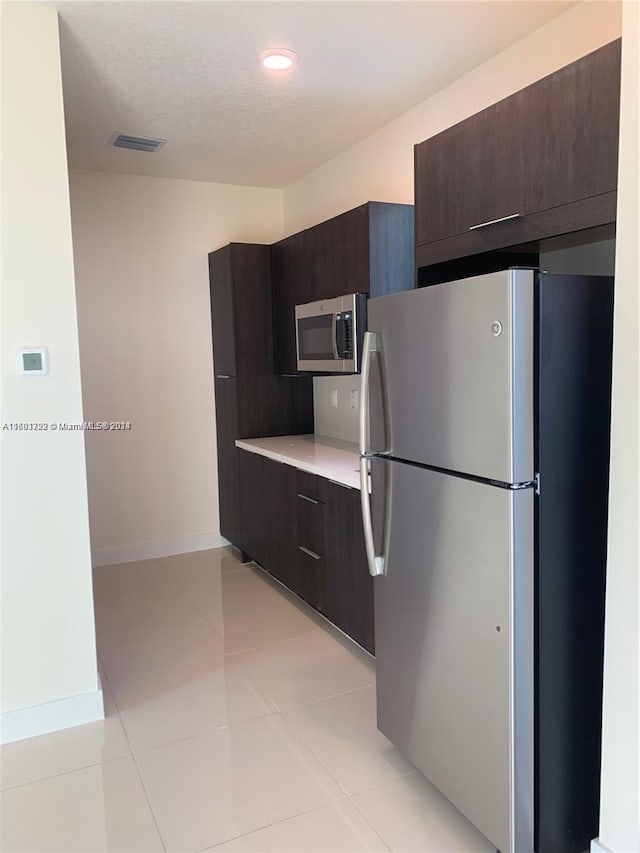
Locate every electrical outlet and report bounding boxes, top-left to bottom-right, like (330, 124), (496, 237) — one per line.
(330, 389), (338, 408)
(350, 389), (359, 409)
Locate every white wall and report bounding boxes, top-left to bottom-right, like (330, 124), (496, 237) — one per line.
(69, 170), (283, 565)
(295, 0), (622, 445)
(594, 2), (640, 850)
(0, 4), (101, 741)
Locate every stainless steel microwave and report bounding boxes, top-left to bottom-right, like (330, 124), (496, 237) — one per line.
(295, 293), (367, 373)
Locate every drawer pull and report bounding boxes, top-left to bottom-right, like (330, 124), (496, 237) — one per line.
(216, 374), (232, 379)
(297, 493), (321, 505)
(298, 545), (322, 561)
(469, 213), (521, 230)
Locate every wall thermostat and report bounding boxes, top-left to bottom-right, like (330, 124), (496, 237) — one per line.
(18, 348), (49, 375)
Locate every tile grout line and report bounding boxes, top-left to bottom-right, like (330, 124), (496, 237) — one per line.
(93, 550), (394, 851)
(278, 680), (377, 713)
(276, 710), (354, 799)
(237, 711), (393, 853)
(125, 710), (356, 853)
(104, 669), (168, 852)
(104, 640), (284, 758)
(119, 708), (282, 759)
(346, 789), (395, 852)
(0, 752), (131, 794)
(192, 796), (366, 853)
(124, 720), (168, 852)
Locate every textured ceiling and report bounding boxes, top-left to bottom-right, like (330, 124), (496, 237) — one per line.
(55, 1), (575, 188)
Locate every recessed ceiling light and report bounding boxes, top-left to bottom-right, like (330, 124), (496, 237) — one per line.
(258, 48), (298, 71)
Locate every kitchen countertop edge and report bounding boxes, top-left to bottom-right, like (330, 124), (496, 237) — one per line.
(235, 435), (363, 491)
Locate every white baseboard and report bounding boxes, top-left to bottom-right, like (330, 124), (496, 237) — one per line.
(591, 839), (614, 853)
(92, 532), (230, 567)
(0, 687), (104, 745)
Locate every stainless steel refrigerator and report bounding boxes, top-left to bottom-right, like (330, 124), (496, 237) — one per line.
(359, 268), (613, 853)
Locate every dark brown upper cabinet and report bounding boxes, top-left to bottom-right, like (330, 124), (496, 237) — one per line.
(209, 244), (276, 380)
(209, 246), (237, 378)
(272, 202), (414, 375)
(209, 244), (313, 547)
(414, 39), (621, 269)
(307, 205), (370, 300)
(271, 231), (307, 376)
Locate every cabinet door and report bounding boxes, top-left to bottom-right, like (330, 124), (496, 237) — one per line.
(231, 244), (275, 378)
(415, 40), (621, 253)
(306, 206), (369, 301)
(239, 450), (269, 568)
(305, 218), (334, 302)
(414, 121), (481, 246)
(214, 377), (241, 547)
(264, 458), (298, 588)
(333, 205), (369, 296)
(519, 38), (620, 216)
(415, 93), (525, 243)
(326, 482), (375, 653)
(272, 232), (307, 375)
(209, 247), (237, 378)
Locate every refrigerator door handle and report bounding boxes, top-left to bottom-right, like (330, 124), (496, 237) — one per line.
(360, 456), (385, 577)
(359, 331), (379, 456)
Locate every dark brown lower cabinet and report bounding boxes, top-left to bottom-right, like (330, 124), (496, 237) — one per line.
(239, 452), (297, 585)
(265, 457), (298, 589)
(238, 449), (375, 654)
(325, 481), (375, 654)
(238, 450), (269, 570)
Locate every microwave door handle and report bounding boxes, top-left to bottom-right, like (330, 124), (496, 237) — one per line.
(331, 313), (339, 359)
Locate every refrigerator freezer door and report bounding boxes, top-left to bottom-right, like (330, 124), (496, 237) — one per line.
(367, 268), (534, 484)
(371, 457), (534, 853)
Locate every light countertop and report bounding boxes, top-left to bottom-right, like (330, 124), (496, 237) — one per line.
(235, 434), (363, 490)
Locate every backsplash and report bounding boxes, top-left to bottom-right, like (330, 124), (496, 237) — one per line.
(313, 375), (361, 444)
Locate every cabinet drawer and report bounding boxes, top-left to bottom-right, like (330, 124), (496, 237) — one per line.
(297, 494), (326, 559)
(297, 547), (326, 613)
(296, 470), (327, 504)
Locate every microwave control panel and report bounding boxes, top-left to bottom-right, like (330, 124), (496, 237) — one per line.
(335, 312), (353, 359)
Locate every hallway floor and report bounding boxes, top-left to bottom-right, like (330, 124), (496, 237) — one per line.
(1, 547), (494, 852)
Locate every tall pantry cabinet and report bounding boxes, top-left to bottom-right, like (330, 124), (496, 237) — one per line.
(208, 243), (313, 549)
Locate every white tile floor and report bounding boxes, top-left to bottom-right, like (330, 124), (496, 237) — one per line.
(0, 547), (496, 852)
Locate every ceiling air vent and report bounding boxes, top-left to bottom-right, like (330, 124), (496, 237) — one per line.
(110, 133), (167, 153)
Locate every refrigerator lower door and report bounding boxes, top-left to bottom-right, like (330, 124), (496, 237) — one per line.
(371, 457), (534, 853)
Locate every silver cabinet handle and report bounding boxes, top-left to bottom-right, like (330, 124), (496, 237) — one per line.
(359, 331), (377, 456)
(360, 457), (384, 577)
(469, 213), (521, 231)
(298, 545), (322, 561)
(216, 374), (232, 379)
(297, 493), (321, 505)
